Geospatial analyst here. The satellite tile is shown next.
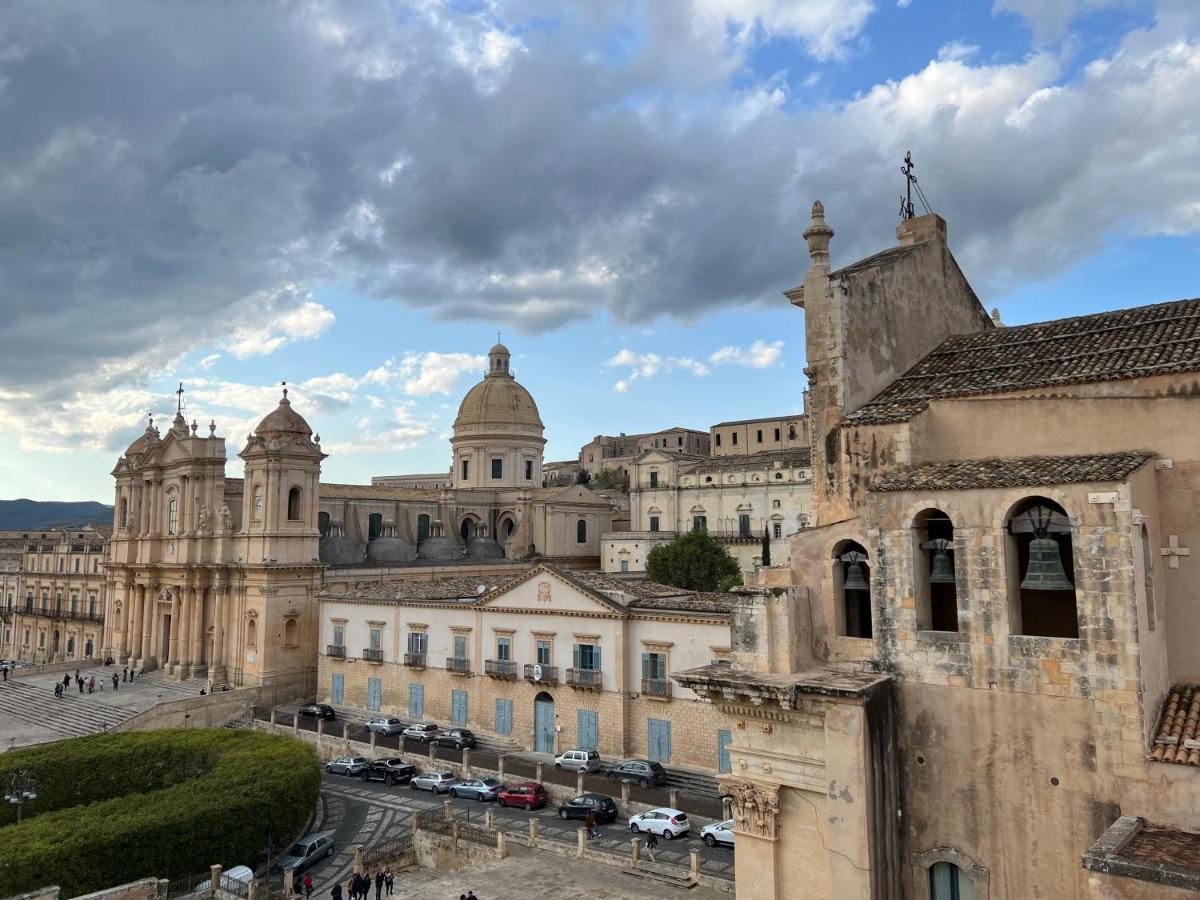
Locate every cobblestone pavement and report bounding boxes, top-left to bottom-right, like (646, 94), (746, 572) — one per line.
(302, 772), (735, 895)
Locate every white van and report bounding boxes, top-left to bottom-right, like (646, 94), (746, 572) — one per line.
(197, 865), (253, 894)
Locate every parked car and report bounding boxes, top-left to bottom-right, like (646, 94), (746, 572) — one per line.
(557, 793), (619, 824)
(360, 758), (417, 785)
(606, 759), (667, 787)
(701, 819), (735, 848)
(402, 723), (440, 743)
(555, 749), (602, 773)
(410, 771), (456, 794)
(325, 755), (369, 776)
(449, 777), (503, 801)
(365, 716), (405, 735)
(434, 728), (477, 750)
(497, 782), (548, 811)
(298, 704), (337, 721)
(274, 833), (334, 874)
(628, 807), (690, 840)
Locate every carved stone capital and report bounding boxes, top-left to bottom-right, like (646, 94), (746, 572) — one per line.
(720, 778), (780, 841)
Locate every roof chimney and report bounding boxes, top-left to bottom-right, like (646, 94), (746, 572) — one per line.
(896, 213), (947, 247)
(991, 307), (1005, 328)
(803, 201), (834, 272)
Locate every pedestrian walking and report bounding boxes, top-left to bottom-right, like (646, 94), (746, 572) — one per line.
(88, 676), (95, 694)
(78, 677), (84, 693)
(644, 831), (658, 862)
(53, 682), (61, 699)
(382, 870), (392, 896)
(330, 883), (341, 900)
(303, 874), (313, 898)
(374, 871), (382, 900)
(122, 669), (126, 683)
(2, 664), (8, 681)
(63, 673), (70, 690)
(584, 810), (597, 839)
(466, 892), (477, 900)
(113, 673), (119, 691)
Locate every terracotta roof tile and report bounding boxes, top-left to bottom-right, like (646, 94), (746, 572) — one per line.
(847, 298), (1200, 424)
(686, 448), (811, 475)
(871, 452), (1152, 493)
(1151, 685), (1200, 766)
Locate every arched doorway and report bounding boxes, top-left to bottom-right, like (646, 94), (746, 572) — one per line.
(367, 513), (383, 542)
(459, 515), (481, 541)
(52, 629), (60, 657)
(534, 691), (555, 754)
(498, 515), (517, 539)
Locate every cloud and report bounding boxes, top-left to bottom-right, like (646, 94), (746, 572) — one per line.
(399, 352), (486, 397)
(708, 339), (785, 368)
(992, 0), (1132, 43)
(2, 0), (1200, 435)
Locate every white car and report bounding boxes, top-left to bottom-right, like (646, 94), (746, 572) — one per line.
(628, 807), (690, 840)
(410, 771), (456, 793)
(701, 819), (735, 848)
(365, 716), (404, 735)
(326, 755), (369, 775)
(555, 748), (602, 773)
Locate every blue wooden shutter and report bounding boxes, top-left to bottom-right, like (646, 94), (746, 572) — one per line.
(641, 652), (651, 679)
(572, 643), (580, 669)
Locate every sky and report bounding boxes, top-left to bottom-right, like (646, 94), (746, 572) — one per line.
(1, 0), (1199, 502)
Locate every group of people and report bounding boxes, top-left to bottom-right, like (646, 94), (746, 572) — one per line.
(50, 667), (135, 699)
(334, 867), (393, 900)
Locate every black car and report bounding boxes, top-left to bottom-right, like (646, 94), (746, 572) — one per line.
(298, 704), (337, 721)
(558, 793), (619, 824)
(360, 758), (417, 786)
(606, 759), (668, 788)
(434, 728), (477, 750)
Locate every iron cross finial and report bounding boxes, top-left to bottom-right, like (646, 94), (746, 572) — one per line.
(900, 151), (916, 221)
(175, 382), (185, 414)
(281, 380), (288, 399)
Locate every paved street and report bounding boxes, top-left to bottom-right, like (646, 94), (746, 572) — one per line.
(302, 770), (735, 895)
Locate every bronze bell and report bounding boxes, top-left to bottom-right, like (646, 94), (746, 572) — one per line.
(929, 548), (956, 584)
(843, 560), (869, 591)
(1021, 537), (1074, 591)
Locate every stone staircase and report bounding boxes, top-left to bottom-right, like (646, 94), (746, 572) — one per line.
(0, 676), (140, 739)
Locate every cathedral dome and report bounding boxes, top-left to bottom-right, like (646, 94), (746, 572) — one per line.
(125, 418), (161, 457)
(453, 343), (543, 431)
(256, 389), (313, 437)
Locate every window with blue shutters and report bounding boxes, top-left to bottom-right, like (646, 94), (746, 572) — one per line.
(408, 683), (424, 717)
(573, 643), (600, 670)
(367, 677), (382, 711)
(331, 673), (344, 705)
(496, 636), (511, 661)
(451, 689), (468, 724)
(453, 633), (468, 660)
(577, 710), (599, 750)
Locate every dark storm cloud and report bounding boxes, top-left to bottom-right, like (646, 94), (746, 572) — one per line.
(1, 0), (1199, 408)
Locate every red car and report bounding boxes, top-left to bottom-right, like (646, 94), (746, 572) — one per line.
(496, 782), (549, 811)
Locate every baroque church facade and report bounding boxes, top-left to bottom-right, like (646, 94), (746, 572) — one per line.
(101, 341), (615, 700)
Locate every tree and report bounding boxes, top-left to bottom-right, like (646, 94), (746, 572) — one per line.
(761, 527), (771, 567)
(646, 531), (741, 591)
(592, 467), (629, 493)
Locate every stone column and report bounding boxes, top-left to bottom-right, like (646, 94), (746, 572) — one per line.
(528, 818), (538, 847)
(689, 849), (701, 881)
(210, 586), (227, 683)
(189, 586), (205, 674)
(178, 588), (192, 676)
(167, 591), (181, 671)
(630, 838), (640, 866)
(138, 584), (153, 662)
(576, 826), (586, 858)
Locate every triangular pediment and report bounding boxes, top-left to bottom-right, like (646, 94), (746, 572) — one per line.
(477, 564), (625, 616)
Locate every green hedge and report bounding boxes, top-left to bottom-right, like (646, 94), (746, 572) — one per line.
(0, 730), (320, 898)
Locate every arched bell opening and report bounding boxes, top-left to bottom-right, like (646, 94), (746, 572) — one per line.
(913, 508), (959, 632)
(1005, 497), (1078, 638)
(833, 539), (872, 639)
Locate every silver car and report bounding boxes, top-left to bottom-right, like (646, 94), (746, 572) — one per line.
(449, 777), (503, 801)
(554, 749), (602, 773)
(326, 755), (369, 775)
(365, 716), (405, 735)
(275, 833), (333, 874)
(410, 771), (456, 793)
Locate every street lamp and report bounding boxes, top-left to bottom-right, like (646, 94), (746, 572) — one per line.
(5, 770), (37, 824)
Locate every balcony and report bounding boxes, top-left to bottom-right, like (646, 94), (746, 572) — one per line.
(523, 663), (558, 684)
(446, 656), (472, 675)
(326, 644), (346, 658)
(566, 668), (603, 690)
(403, 652), (427, 669)
(642, 678), (672, 699)
(484, 659), (517, 679)
(30, 609), (104, 624)
(362, 648), (384, 662)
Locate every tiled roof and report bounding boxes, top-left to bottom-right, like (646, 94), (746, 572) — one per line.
(871, 452), (1152, 493)
(571, 572), (689, 599)
(627, 591), (735, 615)
(321, 483), (440, 501)
(1084, 816), (1200, 889)
(571, 572), (734, 616)
(1151, 685), (1200, 766)
(847, 298), (1200, 424)
(323, 575), (515, 603)
(686, 448), (811, 474)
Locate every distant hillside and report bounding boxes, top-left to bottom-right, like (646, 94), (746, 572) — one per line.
(0, 499), (113, 530)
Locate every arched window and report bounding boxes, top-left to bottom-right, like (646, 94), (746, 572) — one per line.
(252, 485), (264, 520)
(788, 424), (796, 440)
(119, 497), (128, 528)
(1006, 497), (1077, 638)
(914, 508), (958, 632)
(287, 487), (302, 521)
(318, 511), (331, 538)
(929, 862), (973, 899)
(1141, 524), (1156, 631)
(577, 519), (587, 544)
(834, 540), (872, 638)
(67, 635), (75, 656)
(246, 617), (257, 649)
(460, 518), (475, 541)
(284, 618), (298, 647)
(368, 513), (383, 542)
(85, 639), (93, 659)
(417, 514), (431, 541)
(167, 497), (179, 534)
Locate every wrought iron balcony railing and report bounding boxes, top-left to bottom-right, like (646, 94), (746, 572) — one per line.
(484, 659), (517, 678)
(641, 677), (672, 699)
(326, 644), (346, 658)
(523, 663), (558, 684)
(403, 651), (427, 668)
(446, 656), (472, 675)
(566, 668), (603, 689)
(362, 648), (384, 662)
